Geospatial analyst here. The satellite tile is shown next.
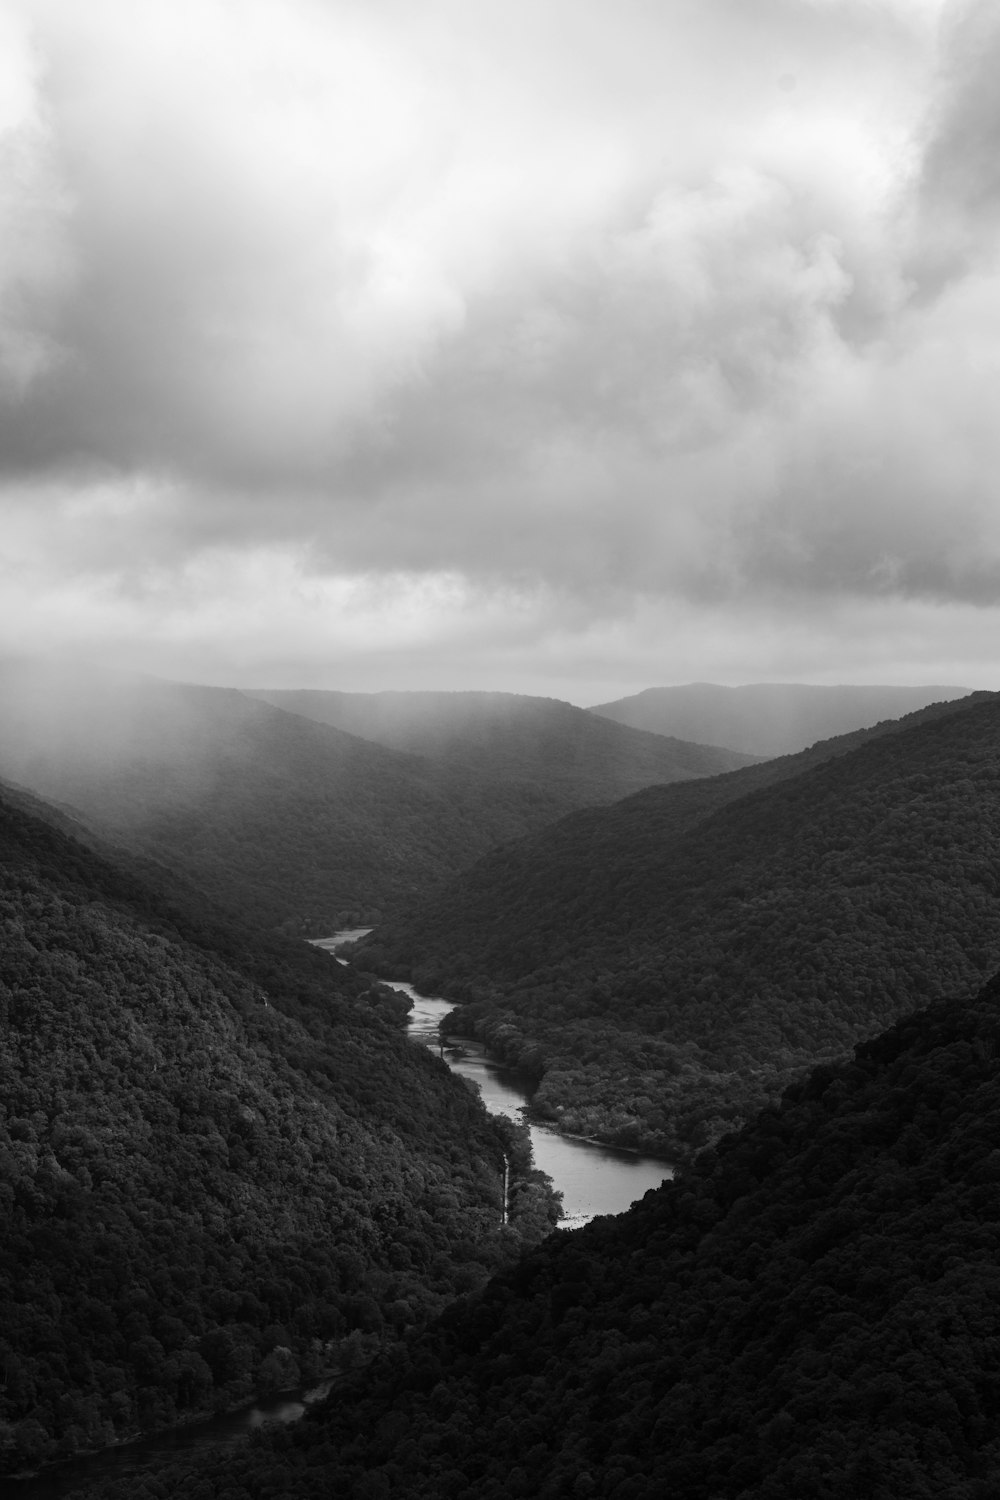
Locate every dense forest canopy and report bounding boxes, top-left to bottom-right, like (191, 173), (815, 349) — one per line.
(64, 969), (1000, 1498)
(7, 680), (1000, 1495)
(0, 785), (558, 1476)
(361, 692), (1000, 1158)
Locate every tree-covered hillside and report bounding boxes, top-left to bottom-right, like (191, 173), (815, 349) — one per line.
(0, 787), (557, 1476)
(0, 670), (752, 934)
(250, 688), (758, 792)
(361, 692), (1000, 1158)
(72, 971), (1000, 1499)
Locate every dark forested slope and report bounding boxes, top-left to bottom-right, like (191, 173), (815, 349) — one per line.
(362, 692), (1000, 1157)
(80, 971), (1000, 1499)
(249, 688), (758, 796)
(590, 680), (968, 756)
(0, 788), (557, 1475)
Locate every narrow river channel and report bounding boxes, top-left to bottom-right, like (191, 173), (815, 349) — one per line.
(313, 929), (673, 1227)
(13, 928), (672, 1498)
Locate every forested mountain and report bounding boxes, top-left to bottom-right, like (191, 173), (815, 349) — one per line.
(72, 971), (1000, 1499)
(249, 688), (758, 795)
(590, 681), (967, 756)
(0, 785), (558, 1476)
(360, 692), (1000, 1158)
(0, 670), (752, 933)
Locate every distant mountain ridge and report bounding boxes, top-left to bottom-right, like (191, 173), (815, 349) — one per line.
(0, 669), (754, 933)
(361, 691), (1000, 1158)
(0, 667), (476, 929)
(590, 681), (969, 756)
(249, 687), (759, 791)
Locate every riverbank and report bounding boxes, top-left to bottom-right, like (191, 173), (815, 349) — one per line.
(8, 1378), (339, 1499)
(399, 981), (673, 1223)
(328, 931), (680, 1169)
(14, 931), (671, 1497)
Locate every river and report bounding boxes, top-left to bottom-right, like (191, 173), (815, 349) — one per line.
(13, 928), (671, 1497)
(312, 929), (673, 1227)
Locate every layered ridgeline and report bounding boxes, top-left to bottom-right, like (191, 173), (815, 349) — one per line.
(360, 692), (1000, 1159)
(0, 784), (559, 1476)
(590, 681), (968, 757)
(0, 669), (754, 933)
(250, 688), (758, 796)
(79, 973), (1000, 1499)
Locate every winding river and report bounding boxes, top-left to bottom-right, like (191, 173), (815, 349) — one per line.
(313, 929), (673, 1226)
(14, 929), (671, 1497)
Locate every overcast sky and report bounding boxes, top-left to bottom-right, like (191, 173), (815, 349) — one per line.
(2, 0), (999, 701)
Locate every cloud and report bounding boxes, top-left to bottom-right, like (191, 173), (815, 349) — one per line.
(913, 0), (1000, 285)
(2, 0), (1000, 690)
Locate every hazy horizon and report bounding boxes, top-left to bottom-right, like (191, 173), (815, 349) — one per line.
(3, 1), (1000, 698)
(0, 651), (976, 715)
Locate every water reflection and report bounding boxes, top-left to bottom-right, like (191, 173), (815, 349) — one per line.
(312, 930), (673, 1222)
(397, 981), (672, 1226)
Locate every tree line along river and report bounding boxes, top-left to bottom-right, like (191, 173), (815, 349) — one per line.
(13, 930), (672, 1497)
(316, 928), (672, 1226)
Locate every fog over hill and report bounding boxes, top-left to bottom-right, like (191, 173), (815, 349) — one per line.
(361, 691), (1000, 1159)
(0, 665), (482, 929)
(0, 669), (754, 933)
(589, 682), (969, 757)
(249, 688), (757, 792)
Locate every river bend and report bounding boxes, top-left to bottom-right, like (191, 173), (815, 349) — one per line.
(314, 929), (673, 1227)
(14, 929), (672, 1496)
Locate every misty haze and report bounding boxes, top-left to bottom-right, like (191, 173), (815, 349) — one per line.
(4, 3), (1000, 1497)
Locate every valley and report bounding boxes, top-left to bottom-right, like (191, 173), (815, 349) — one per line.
(156, 969), (1000, 1499)
(359, 690), (1000, 1160)
(0, 669), (758, 935)
(315, 928), (672, 1224)
(6, 674), (1000, 1498)
(8, 925), (667, 1500)
(392, 975), (671, 1226)
(7, 6), (1000, 1491)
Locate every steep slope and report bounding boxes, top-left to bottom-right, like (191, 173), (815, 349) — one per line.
(0, 668), (596, 931)
(0, 671), (753, 933)
(249, 688), (758, 798)
(590, 680), (967, 756)
(361, 692), (1000, 1157)
(84, 973), (1000, 1499)
(0, 787), (557, 1475)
